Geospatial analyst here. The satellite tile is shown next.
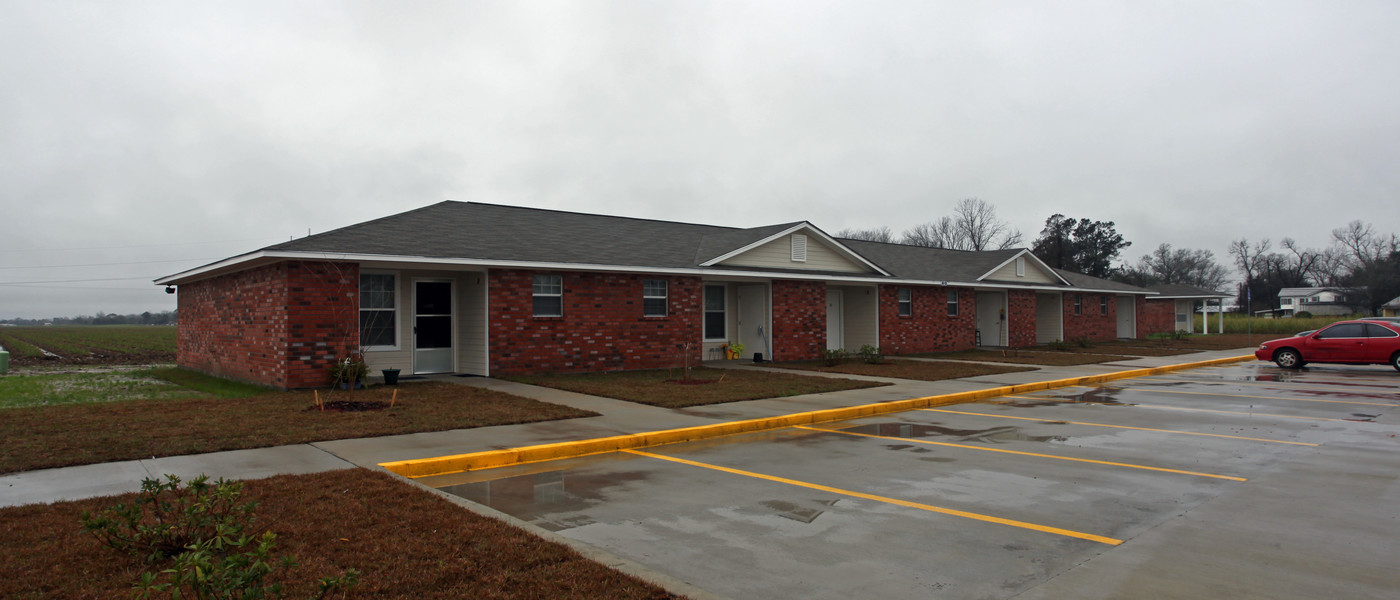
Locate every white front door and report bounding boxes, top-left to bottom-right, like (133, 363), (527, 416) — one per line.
(1116, 296), (1135, 338)
(826, 289), (843, 350)
(975, 292), (1006, 346)
(413, 280), (454, 374)
(736, 285), (768, 360)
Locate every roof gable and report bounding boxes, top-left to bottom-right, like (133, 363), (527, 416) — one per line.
(703, 223), (888, 275)
(976, 250), (1070, 286)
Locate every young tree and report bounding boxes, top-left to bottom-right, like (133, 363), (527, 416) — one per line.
(1031, 214), (1131, 278)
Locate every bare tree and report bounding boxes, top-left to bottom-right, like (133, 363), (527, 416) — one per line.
(835, 226), (895, 243)
(901, 217), (957, 248)
(901, 198), (1022, 251)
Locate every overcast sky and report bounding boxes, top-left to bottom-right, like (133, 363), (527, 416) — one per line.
(3, 1), (1397, 320)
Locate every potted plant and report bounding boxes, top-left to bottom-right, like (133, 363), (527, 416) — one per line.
(329, 354), (369, 389)
(726, 341), (745, 359)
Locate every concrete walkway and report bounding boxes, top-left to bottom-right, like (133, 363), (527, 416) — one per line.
(0, 348), (1256, 508)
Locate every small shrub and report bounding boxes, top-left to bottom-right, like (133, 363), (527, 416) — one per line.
(857, 344), (885, 364)
(1045, 339), (1071, 351)
(1073, 337), (1094, 349)
(821, 348), (850, 366)
(1293, 311), (1313, 319)
(82, 474), (358, 600)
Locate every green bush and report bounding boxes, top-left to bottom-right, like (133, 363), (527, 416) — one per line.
(820, 348), (850, 366)
(1293, 311), (1313, 319)
(82, 474), (358, 599)
(856, 345), (885, 364)
(1073, 337), (1094, 348)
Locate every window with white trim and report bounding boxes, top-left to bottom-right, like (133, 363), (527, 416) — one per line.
(643, 279), (668, 317)
(359, 273), (397, 348)
(1100, 296), (1108, 315)
(1073, 294), (1083, 315)
(947, 289), (959, 316)
(898, 288), (912, 316)
(704, 285), (726, 339)
(533, 274), (563, 317)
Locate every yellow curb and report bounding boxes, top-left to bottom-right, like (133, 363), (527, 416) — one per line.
(380, 354), (1257, 478)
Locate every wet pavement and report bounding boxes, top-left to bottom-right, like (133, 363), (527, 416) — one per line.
(422, 361), (1400, 600)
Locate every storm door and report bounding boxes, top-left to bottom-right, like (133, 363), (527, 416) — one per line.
(413, 280), (454, 374)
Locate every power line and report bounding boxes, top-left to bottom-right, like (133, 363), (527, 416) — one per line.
(0, 276), (162, 286)
(0, 258), (220, 270)
(0, 237), (284, 254)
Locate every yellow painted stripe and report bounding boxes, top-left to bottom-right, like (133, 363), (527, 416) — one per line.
(921, 408), (1319, 447)
(794, 425), (1247, 481)
(1116, 387), (1395, 407)
(379, 354), (1258, 478)
(623, 449), (1123, 546)
(1134, 404), (1357, 422)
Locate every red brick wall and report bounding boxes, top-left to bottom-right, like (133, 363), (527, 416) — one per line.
(1139, 298), (1175, 337)
(1062, 293), (1118, 342)
(771, 280), (825, 361)
(177, 261), (358, 389)
(1007, 290), (1038, 347)
(488, 270), (702, 375)
(878, 285), (976, 354)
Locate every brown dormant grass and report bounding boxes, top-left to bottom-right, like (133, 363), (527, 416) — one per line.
(768, 359), (1035, 380)
(510, 366), (887, 408)
(0, 382), (595, 475)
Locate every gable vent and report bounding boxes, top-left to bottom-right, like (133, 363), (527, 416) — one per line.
(791, 234), (808, 262)
(1016, 257), (1025, 277)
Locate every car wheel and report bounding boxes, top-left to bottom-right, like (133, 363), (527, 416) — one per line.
(1274, 349), (1304, 369)
(1391, 352), (1400, 373)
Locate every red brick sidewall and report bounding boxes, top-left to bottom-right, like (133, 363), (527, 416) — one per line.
(1062, 293), (1118, 342)
(177, 261), (357, 389)
(771, 280), (825, 361)
(1007, 290), (1038, 347)
(878, 285), (976, 354)
(1139, 298), (1175, 337)
(489, 270), (702, 375)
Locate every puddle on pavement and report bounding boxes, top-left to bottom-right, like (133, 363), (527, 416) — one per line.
(758, 498), (839, 524)
(1001, 387), (1132, 407)
(837, 422), (1068, 444)
(437, 468), (650, 532)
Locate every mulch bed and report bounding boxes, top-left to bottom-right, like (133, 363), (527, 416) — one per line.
(511, 366), (886, 409)
(0, 468), (680, 599)
(769, 359), (1035, 380)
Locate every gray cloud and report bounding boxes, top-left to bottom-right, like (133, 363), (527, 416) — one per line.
(3, 0), (1397, 318)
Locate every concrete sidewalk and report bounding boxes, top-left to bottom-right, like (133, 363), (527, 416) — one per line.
(0, 348), (1256, 508)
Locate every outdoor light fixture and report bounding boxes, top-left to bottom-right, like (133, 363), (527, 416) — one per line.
(165, 286), (176, 294)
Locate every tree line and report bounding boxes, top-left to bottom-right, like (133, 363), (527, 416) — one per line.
(0, 310), (178, 327)
(835, 198), (1398, 315)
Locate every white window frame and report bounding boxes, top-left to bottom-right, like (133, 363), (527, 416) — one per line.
(946, 289), (959, 316)
(643, 279), (668, 317)
(533, 274), (563, 317)
(898, 288), (913, 316)
(359, 271), (400, 351)
(703, 284), (727, 340)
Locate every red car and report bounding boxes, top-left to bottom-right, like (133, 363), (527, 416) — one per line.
(1255, 319), (1400, 372)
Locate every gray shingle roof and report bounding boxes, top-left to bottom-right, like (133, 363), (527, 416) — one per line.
(168, 201), (1150, 294)
(1145, 284), (1231, 298)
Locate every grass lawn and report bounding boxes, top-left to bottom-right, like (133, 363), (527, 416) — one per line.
(1, 380), (596, 474)
(0, 468), (678, 600)
(0, 325), (176, 365)
(905, 349), (1132, 366)
(1134, 333), (1288, 350)
(0, 367), (270, 409)
(768, 359), (1035, 380)
(509, 366), (887, 408)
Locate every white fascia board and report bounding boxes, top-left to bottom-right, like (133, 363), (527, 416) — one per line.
(156, 250), (1156, 296)
(976, 250), (1072, 286)
(698, 222), (892, 276)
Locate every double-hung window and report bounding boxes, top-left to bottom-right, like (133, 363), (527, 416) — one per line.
(898, 288), (913, 316)
(1100, 296), (1108, 316)
(946, 290), (959, 316)
(359, 273), (397, 348)
(643, 279), (668, 317)
(533, 274), (563, 317)
(1073, 294), (1083, 315)
(704, 285), (726, 339)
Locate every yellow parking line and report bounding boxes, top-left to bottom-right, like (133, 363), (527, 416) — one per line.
(623, 449), (1123, 546)
(794, 425), (1246, 481)
(920, 408), (1319, 447)
(1114, 387), (1395, 407)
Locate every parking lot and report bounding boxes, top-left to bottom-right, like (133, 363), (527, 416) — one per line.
(425, 362), (1400, 599)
